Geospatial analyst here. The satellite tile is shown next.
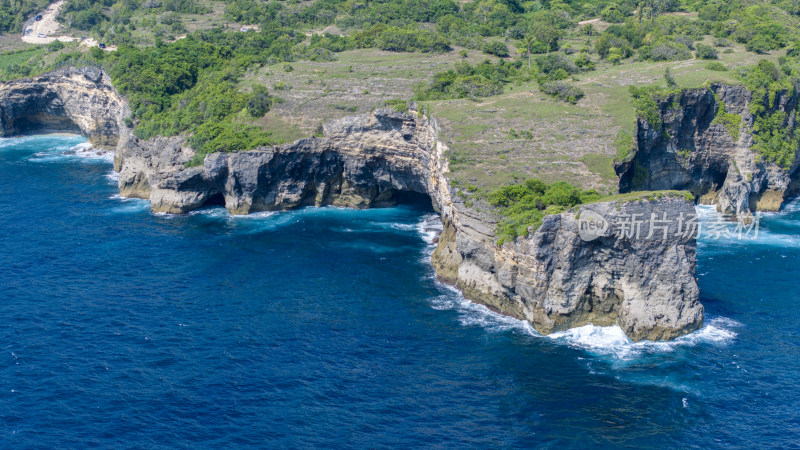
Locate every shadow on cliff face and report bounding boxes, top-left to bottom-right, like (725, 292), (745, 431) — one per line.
(7, 114), (83, 136)
(389, 190), (436, 212)
(195, 190), (435, 213)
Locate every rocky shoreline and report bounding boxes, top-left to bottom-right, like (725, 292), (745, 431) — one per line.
(0, 67), (714, 341)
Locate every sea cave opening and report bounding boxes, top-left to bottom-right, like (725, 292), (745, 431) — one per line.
(389, 190), (436, 212)
(201, 192), (227, 208)
(8, 114), (82, 136)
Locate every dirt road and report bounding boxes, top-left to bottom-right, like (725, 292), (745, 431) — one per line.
(21, 0), (74, 44)
(20, 1), (116, 50)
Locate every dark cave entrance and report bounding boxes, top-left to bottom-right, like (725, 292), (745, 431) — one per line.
(389, 190), (436, 212)
(8, 114), (82, 136)
(201, 192), (227, 208)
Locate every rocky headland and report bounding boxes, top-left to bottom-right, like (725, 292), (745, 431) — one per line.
(0, 67), (712, 341)
(0, 66), (130, 150)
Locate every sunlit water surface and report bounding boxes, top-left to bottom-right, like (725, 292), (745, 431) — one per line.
(0, 135), (797, 447)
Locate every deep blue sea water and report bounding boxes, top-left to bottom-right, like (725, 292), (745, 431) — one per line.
(0, 135), (799, 448)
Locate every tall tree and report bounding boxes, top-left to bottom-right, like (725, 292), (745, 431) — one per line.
(521, 34), (535, 70)
(529, 18), (559, 54)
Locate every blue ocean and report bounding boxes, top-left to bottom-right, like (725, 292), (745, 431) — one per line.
(1, 135), (798, 447)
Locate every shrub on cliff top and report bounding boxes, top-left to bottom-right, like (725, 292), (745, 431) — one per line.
(384, 99), (410, 114)
(187, 121), (274, 165)
(489, 179), (600, 244)
(696, 44), (718, 60)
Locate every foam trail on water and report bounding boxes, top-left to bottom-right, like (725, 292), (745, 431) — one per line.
(29, 141), (114, 163)
(108, 195), (151, 214)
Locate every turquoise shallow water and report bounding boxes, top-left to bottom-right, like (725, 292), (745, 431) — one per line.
(0, 135), (798, 447)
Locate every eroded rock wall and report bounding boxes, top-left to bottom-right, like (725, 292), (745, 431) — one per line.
(616, 83), (800, 218)
(432, 195), (703, 341)
(0, 67), (130, 150)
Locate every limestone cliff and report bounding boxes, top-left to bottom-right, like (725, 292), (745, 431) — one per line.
(616, 83), (800, 218)
(0, 68), (704, 342)
(432, 195), (702, 341)
(116, 109), (439, 215)
(116, 107), (703, 341)
(0, 67), (130, 150)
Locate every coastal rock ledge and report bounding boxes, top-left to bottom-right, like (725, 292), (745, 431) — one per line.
(0, 68), (704, 341)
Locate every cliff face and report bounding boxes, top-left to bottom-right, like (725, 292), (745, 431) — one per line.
(616, 84), (800, 217)
(0, 68), (704, 342)
(0, 67), (130, 150)
(117, 109), (440, 214)
(116, 107), (703, 341)
(432, 196), (703, 341)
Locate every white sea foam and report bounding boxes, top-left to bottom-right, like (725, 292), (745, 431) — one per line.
(231, 211), (278, 220)
(695, 204), (800, 249)
(426, 258), (740, 361)
(29, 141), (114, 163)
(416, 213), (443, 246)
(0, 136), (33, 149)
(545, 317), (739, 360)
(430, 281), (536, 335)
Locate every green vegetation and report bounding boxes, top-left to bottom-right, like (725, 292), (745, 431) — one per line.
(738, 59), (800, 168)
(0, 46), (48, 80)
(413, 59), (520, 101)
(712, 99), (742, 141)
(706, 62), (728, 71)
(2, 0), (798, 208)
(696, 44), (718, 60)
(0, 0), (48, 34)
(613, 130), (634, 162)
(384, 99), (409, 114)
(488, 179), (601, 244)
(86, 31), (300, 162)
(629, 86), (678, 129)
(187, 121), (273, 165)
(540, 81), (584, 104)
(592, 1), (800, 65)
(482, 41), (508, 57)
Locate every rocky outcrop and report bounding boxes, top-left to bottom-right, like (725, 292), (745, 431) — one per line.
(115, 106), (703, 341)
(616, 83), (800, 218)
(0, 67), (131, 150)
(433, 194), (703, 341)
(0, 68), (705, 342)
(115, 109), (439, 214)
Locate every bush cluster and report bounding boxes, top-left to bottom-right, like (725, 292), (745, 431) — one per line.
(488, 179), (601, 244)
(540, 81), (585, 104)
(413, 59), (519, 101)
